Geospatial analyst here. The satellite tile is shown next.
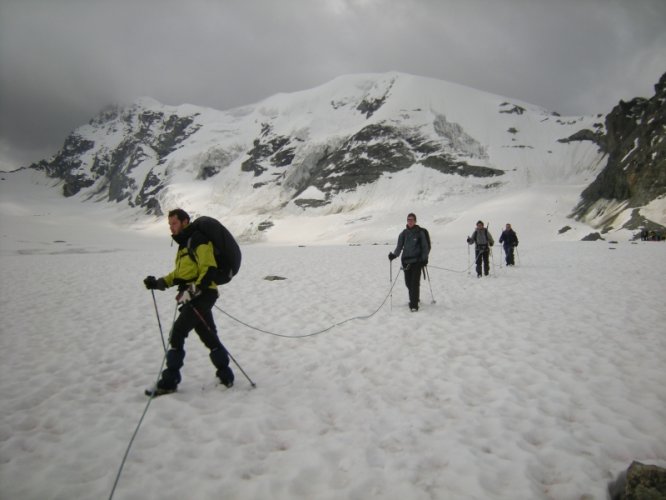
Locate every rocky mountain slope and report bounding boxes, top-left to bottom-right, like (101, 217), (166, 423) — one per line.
(26, 71), (663, 241)
(570, 72), (666, 233)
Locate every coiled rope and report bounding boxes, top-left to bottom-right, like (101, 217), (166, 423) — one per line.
(215, 267), (403, 338)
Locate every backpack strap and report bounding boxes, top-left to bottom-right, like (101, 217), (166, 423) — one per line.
(187, 236), (197, 263)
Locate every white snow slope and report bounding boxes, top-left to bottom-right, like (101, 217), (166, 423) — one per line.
(1, 165), (665, 500)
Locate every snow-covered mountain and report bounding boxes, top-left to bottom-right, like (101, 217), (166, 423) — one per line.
(23, 72), (663, 242)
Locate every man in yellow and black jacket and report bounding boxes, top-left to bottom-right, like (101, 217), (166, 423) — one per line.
(143, 208), (234, 396)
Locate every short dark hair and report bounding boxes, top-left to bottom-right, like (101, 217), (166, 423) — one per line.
(168, 208), (190, 222)
(407, 213), (417, 221)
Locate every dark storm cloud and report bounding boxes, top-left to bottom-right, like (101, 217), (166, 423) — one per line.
(1, 0), (664, 169)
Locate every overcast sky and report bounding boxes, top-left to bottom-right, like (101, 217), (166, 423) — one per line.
(1, 0), (664, 169)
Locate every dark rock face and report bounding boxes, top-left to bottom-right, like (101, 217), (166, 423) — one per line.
(558, 126), (605, 148)
(241, 113), (499, 208)
(581, 232), (604, 241)
(355, 78), (394, 118)
(31, 104), (201, 215)
(572, 72), (666, 232)
(241, 124), (294, 177)
(499, 102), (526, 115)
(609, 461), (666, 500)
(422, 156), (503, 178)
(296, 120), (500, 205)
(313, 123), (415, 190)
(32, 134), (96, 197)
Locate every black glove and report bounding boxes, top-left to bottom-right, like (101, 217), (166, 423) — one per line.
(490, 242), (494, 247)
(388, 252), (396, 261)
(514, 242), (518, 247)
(144, 275), (157, 289)
(144, 276), (166, 290)
(466, 237), (473, 244)
(422, 258), (428, 266)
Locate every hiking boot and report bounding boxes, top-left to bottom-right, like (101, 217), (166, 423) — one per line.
(144, 385), (177, 397)
(217, 367), (235, 388)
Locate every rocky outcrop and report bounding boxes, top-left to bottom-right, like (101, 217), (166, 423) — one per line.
(241, 123), (295, 177)
(31, 103), (201, 214)
(572, 72), (666, 232)
(609, 461), (666, 500)
(295, 121), (501, 204)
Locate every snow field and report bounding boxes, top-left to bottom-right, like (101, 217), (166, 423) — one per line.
(1, 235), (665, 499)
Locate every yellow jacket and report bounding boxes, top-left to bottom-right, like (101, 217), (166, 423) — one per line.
(162, 236), (218, 290)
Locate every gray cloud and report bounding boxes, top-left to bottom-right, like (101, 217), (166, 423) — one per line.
(1, 0), (664, 169)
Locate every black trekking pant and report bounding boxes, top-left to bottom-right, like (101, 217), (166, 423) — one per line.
(159, 289), (233, 389)
(170, 290), (222, 351)
(475, 246), (490, 276)
(503, 244), (515, 265)
(403, 262), (423, 309)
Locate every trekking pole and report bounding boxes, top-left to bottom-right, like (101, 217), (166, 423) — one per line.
(487, 222), (495, 277)
(226, 351), (256, 388)
(467, 244), (471, 276)
(189, 304), (257, 388)
(516, 246), (521, 266)
(389, 259), (393, 311)
(500, 245), (504, 269)
(424, 266), (436, 304)
(150, 290), (167, 353)
(109, 296), (179, 500)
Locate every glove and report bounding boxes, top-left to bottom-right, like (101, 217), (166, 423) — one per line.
(144, 276), (166, 290)
(514, 242), (518, 247)
(422, 258), (428, 266)
(466, 237), (473, 244)
(176, 284), (201, 304)
(490, 242), (494, 247)
(388, 252), (396, 261)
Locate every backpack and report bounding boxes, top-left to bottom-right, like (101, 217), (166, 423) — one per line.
(186, 216), (241, 285)
(420, 226), (431, 256)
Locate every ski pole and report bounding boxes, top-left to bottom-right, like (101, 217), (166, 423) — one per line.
(467, 244), (471, 276)
(110, 295), (178, 500)
(189, 303), (257, 388)
(424, 266), (436, 304)
(151, 290), (168, 353)
(389, 259), (393, 311)
(516, 246), (521, 266)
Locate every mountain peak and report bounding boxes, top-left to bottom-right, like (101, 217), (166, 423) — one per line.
(26, 71), (664, 240)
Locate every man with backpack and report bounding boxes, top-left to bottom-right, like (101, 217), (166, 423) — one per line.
(143, 208), (235, 396)
(467, 220), (494, 278)
(388, 213), (430, 312)
(498, 223), (519, 266)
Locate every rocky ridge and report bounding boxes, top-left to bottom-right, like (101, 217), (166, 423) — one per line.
(570, 72), (666, 233)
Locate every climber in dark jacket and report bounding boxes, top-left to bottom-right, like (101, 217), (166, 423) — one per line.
(499, 223), (519, 266)
(467, 220), (494, 277)
(389, 213), (430, 312)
